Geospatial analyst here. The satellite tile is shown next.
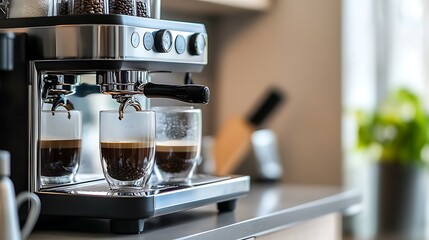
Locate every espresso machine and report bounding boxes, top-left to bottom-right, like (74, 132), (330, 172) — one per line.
(0, 2), (249, 234)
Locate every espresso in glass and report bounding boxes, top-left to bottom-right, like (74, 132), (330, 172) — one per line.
(99, 110), (156, 190)
(40, 110), (82, 185)
(155, 142), (198, 174)
(101, 141), (154, 181)
(153, 107), (202, 182)
(40, 139), (81, 177)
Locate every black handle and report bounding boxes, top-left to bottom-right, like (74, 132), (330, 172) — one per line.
(143, 82), (210, 104)
(247, 88), (284, 126)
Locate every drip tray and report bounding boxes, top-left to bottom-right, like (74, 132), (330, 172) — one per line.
(37, 175), (250, 221)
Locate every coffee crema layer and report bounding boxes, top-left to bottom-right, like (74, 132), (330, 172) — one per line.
(100, 141), (154, 181)
(40, 139), (81, 148)
(156, 144), (199, 152)
(39, 139), (81, 177)
(100, 141), (153, 149)
(155, 142), (199, 173)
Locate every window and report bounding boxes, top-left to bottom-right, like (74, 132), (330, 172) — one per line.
(342, 0), (429, 237)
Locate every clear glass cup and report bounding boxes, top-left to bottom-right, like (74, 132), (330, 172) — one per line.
(99, 110), (155, 191)
(135, 0), (150, 17)
(40, 110), (82, 185)
(52, 0), (71, 15)
(109, 0), (136, 15)
(153, 107), (202, 183)
(72, 0), (108, 15)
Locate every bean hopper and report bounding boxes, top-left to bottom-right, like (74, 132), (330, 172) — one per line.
(0, 0), (249, 233)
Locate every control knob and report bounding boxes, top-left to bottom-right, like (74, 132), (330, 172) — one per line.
(154, 29), (173, 53)
(189, 33), (206, 56)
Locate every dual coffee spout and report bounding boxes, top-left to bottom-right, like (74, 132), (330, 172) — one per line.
(42, 75), (79, 118)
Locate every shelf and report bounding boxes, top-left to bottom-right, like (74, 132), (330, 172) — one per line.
(162, 0), (271, 15)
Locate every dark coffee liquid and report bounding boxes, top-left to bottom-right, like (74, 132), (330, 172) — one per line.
(155, 144), (198, 173)
(40, 139), (81, 177)
(100, 142), (154, 181)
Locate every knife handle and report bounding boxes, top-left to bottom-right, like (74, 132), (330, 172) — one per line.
(247, 89), (284, 126)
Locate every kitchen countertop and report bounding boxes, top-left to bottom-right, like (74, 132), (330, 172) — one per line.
(29, 183), (361, 240)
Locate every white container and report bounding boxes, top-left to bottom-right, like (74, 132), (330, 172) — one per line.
(0, 151), (41, 240)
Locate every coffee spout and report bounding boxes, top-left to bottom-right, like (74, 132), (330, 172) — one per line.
(42, 74), (79, 118)
(42, 75), (80, 101)
(50, 96), (75, 119)
(115, 96), (143, 120)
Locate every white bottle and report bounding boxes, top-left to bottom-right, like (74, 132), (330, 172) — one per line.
(251, 130), (283, 181)
(0, 151), (40, 240)
(0, 151), (20, 240)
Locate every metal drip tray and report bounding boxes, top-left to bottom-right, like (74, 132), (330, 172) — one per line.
(37, 175), (250, 221)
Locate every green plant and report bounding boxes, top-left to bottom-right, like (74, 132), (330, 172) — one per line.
(356, 88), (429, 165)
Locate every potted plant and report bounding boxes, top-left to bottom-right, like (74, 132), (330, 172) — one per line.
(356, 88), (429, 239)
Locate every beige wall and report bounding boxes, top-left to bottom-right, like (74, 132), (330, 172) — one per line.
(213, 0), (342, 185)
(164, 0), (342, 185)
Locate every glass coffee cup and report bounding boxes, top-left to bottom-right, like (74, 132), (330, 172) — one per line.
(72, 0), (108, 14)
(136, 0), (151, 17)
(99, 110), (155, 190)
(153, 107), (202, 182)
(40, 110), (82, 185)
(109, 0), (136, 15)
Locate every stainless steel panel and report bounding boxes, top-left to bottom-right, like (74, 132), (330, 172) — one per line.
(0, 24), (207, 67)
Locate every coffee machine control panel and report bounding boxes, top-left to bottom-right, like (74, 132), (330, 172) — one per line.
(150, 30), (206, 56)
(0, 15), (208, 73)
(121, 26), (207, 61)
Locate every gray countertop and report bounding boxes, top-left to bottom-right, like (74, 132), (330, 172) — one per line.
(29, 183), (361, 240)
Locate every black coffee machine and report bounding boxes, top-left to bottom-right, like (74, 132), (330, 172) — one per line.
(0, 3), (249, 234)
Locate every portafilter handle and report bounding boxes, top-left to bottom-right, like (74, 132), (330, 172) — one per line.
(142, 82), (210, 104)
(97, 71), (210, 104)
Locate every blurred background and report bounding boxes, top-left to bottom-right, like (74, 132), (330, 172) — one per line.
(157, 0), (429, 239)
